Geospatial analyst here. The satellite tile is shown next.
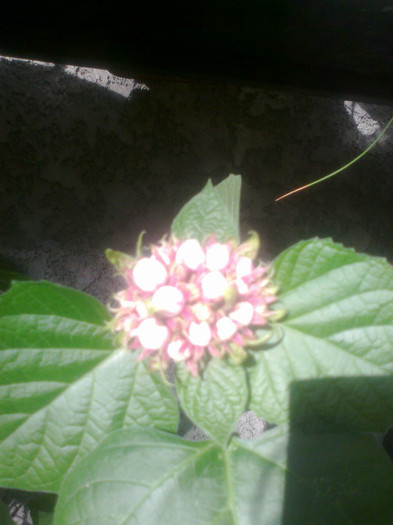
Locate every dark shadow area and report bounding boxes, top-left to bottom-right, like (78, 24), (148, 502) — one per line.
(1, 59), (392, 304)
(1, 1), (393, 101)
(283, 377), (393, 524)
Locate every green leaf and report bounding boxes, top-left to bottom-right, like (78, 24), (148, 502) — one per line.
(0, 281), (110, 325)
(0, 282), (178, 493)
(55, 426), (393, 525)
(176, 358), (248, 446)
(249, 238), (393, 430)
(214, 174), (241, 241)
(34, 511), (55, 525)
(54, 428), (229, 525)
(171, 175), (241, 243)
(0, 500), (13, 525)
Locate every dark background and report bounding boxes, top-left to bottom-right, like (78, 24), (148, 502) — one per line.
(1, 1), (392, 302)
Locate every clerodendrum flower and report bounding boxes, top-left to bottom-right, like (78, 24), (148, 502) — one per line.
(106, 232), (282, 376)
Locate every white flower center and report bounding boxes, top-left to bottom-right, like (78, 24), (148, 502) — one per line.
(137, 318), (169, 349)
(216, 317), (237, 341)
(206, 243), (230, 271)
(188, 321), (212, 346)
(152, 285), (184, 316)
(133, 257), (167, 292)
(176, 239), (205, 270)
(201, 271), (228, 300)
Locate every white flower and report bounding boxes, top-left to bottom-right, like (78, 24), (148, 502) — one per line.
(152, 286), (185, 316)
(188, 321), (212, 346)
(133, 257), (167, 292)
(108, 231), (279, 376)
(176, 239), (205, 270)
(206, 243), (230, 271)
(136, 318), (169, 349)
(216, 317), (237, 341)
(201, 271), (228, 300)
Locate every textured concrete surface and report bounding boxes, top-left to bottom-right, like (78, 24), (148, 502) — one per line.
(1, 57), (393, 307)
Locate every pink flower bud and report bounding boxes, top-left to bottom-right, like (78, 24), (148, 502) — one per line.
(205, 243), (230, 271)
(216, 317), (237, 341)
(152, 285), (185, 316)
(188, 321), (212, 346)
(201, 271), (228, 300)
(136, 318), (169, 349)
(176, 239), (205, 270)
(133, 257), (167, 292)
(229, 301), (254, 326)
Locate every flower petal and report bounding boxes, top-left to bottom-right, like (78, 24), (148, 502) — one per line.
(206, 243), (230, 271)
(167, 339), (191, 361)
(137, 318), (169, 349)
(133, 257), (168, 292)
(229, 301), (254, 326)
(236, 256), (253, 279)
(152, 285), (185, 316)
(216, 317), (237, 341)
(176, 239), (205, 270)
(188, 321), (212, 346)
(201, 271), (228, 300)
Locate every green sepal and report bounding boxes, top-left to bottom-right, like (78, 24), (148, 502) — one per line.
(238, 230), (260, 259)
(105, 248), (135, 272)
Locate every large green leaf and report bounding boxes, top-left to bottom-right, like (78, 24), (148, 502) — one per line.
(176, 358), (248, 446)
(214, 174), (241, 242)
(171, 175), (241, 243)
(0, 282), (178, 492)
(54, 425), (393, 525)
(249, 238), (393, 429)
(0, 281), (109, 325)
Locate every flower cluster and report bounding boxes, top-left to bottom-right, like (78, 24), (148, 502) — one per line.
(108, 233), (279, 376)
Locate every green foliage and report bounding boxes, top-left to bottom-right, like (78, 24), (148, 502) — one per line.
(176, 358), (248, 446)
(55, 425), (393, 524)
(249, 238), (393, 430)
(1, 176), (392, 524)
(0, 282), (178, 492)
(171, 174), (241, 243)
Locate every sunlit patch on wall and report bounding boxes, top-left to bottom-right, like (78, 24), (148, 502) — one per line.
(344, 101), (379, 136)
(0, 55), (149, 98)
(63, 66), (149, 98)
